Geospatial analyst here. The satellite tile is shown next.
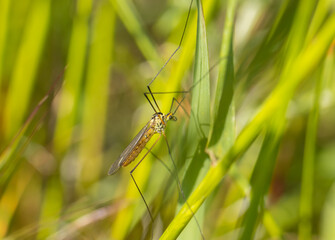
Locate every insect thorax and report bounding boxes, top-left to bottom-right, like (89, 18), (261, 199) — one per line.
(151, 113), (166, 134)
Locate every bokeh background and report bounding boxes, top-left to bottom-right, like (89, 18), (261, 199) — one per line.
(0, 0), (335, 239)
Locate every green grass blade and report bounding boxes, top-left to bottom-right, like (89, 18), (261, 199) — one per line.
(164, 0), (210, 238)
(298, 71), (321, 240)
(36, 178), (63, 240)
(285, 0), (317, 59)
(0, 0), (10, 84)
(319, 44), (335, 239)
(298, 40), (328, 240)
(305, 0), (334, 43)
(0, 166), (34, 238)
(207, 0), (237, 158)
(239, 109), (285, 239)
(79, 0), (115, 184)
(3, 0), (51, 140)
(321, 184), (335, 240)
(53, 0), (93, 154)
(189, 0), (210, 140)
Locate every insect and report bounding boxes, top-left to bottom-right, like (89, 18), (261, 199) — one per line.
(108, 0), (206, 238)
(108, 111), (177, 176)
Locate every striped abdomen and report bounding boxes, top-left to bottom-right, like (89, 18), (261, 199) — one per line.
(122, 127), (155, 167)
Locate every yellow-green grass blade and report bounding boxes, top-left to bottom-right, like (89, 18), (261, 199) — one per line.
(298, 41), (328, 240)
(0, 164), (34, 238)
(178, 0), (210, 238)
(207, 0), (237, 158)
(0, 0), (10, 85)
(321, 183), (335, 239)
(78, 1), (115, 185)
(319, 42), (335, 240)
(204, 1), (237, 237)
(305, 0), (335, 44)
(263, 210), (283, 238)
(53, 0), (93, 154)
(36, 178), (63, 240)
(189, 0), (210, 140)
(284, 0), (317, 65)
(239, 107), (286, 239)
(160, 13), (335, 240)
(3, 0), (51, 140)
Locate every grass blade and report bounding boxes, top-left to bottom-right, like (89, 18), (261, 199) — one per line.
(207, 0), (237, 158)
(53, 0), (93, 153)
(3, 0), (51, 139)
(239, 108), (285, 239)
(0, 0), (10, 83)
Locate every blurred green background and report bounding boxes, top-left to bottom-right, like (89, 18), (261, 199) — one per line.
(0, 0), (335, 239)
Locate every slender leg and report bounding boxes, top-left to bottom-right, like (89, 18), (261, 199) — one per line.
(145, 0), (194, 113)
(129, 135), (161, 239)
(144, 91), (189, 114)
(146, 148), (173, 176)
(144, 92), (158, 113)
(169, 97), (189, 117)
(162, 134), (206, 240)
(144, 56), (224, 115)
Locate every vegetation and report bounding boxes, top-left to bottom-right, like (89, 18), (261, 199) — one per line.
(0, 0), (334, 239)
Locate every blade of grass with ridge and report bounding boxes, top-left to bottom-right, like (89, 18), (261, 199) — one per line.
(174, 0), (210, 238)
(207, 0), (237, 160)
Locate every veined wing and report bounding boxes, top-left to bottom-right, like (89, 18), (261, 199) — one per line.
(108, 121), (151, 175)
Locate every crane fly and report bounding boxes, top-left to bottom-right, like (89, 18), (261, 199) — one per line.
(108, 112), (177, 176)
(108, 0), (206, 238)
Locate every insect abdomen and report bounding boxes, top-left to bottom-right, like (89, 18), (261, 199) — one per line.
(122, 128), (155, 167)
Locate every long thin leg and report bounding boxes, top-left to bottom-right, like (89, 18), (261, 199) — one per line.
(169, 97), (188, 116)
(144, 92), (158, 113)
(162, 134), (206, 240)
(144, 57), (225, 114)
(146, 0), (195, 113)
(129, 135), (161, 237)
(145, 147), (172, 176)
(144, 91), (188, 114)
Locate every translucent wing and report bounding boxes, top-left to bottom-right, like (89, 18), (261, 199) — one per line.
(108, 121), (151, 175)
